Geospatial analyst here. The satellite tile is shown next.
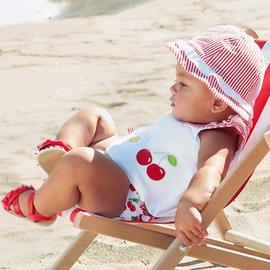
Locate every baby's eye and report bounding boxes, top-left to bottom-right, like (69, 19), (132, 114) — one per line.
(174, 79), (187, 88)
(179, 82), (187, 87)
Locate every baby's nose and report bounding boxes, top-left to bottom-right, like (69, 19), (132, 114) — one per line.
(170, 84), (176, 93)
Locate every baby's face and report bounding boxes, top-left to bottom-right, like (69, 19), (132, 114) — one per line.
(170, 64), (215, 123)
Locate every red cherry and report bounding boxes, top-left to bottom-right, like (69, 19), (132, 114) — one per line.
(146, 163), (165, 181)
(136, 148), (152, 165)
(129, 184), (136, 192)
(127, 201), (136, 212)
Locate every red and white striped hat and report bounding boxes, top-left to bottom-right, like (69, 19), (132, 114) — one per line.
(166, 25), (265, 123)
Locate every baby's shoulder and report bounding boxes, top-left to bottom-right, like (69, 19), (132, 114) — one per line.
(199, 127), (238, 150)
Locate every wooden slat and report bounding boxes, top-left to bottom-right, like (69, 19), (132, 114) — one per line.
(51, 230), (97, 270)
(190, 244), (270, 270)
(131, 222), (176, 236)
(75, 212), (175, 250)
(225, 230), (270, 255)
(206, 237), (270, 260)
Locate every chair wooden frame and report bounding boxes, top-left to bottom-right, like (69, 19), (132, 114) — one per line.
(50, 121), (270, 270)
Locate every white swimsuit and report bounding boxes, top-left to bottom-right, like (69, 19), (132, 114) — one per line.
(107, 113), (247, 219)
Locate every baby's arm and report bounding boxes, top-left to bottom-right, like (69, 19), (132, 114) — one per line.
(175, 128), (238, 247)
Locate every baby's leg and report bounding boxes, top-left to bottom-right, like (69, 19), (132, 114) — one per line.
(20, 148), (129, 219)
(56, 106), (119, 150)
(38, 106), (118, 175)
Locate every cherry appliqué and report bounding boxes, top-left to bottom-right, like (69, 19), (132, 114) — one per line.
(136, 148), (177, 181)
(127, 201), (136, 212)
(136, 148), (152, 165)
(146, 164), (165, 181)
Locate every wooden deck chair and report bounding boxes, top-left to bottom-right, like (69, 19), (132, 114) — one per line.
(51, 39), (270, 270)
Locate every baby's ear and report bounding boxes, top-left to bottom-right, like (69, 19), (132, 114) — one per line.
(211, 99), (228, 113)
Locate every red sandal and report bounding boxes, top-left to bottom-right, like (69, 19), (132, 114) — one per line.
(2, 185), (56, 225)
(37, 139), (72, 152)
(37, 139), (72, 175)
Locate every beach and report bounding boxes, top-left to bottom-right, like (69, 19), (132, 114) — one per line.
(0, 0), (269, 269)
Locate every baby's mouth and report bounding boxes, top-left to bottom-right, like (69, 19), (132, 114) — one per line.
(170, 98), (175, 107)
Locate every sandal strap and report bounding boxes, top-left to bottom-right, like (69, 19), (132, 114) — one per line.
(37, 139), (72, 152)
(12, 196), (25, 217)
(2, 185), (35, 217)
(28, 192), (56, 222)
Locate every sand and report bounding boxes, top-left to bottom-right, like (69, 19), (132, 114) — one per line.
(0, 0), (269, 269)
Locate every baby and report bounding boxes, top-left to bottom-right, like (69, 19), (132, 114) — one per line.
(2, 25), (264, 248)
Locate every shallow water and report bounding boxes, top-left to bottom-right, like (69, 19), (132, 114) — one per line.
(0, 0), (151, 26)
(54, 0), (151, 18)
(0, 0), (62, 26)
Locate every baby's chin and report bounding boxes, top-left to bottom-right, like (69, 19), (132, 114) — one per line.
(170, 111), (206, 124)
(170, 108), (197, 123)
(170, 111), (186, 122)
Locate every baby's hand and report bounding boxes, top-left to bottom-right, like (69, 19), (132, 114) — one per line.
(175, 202), (208, 247)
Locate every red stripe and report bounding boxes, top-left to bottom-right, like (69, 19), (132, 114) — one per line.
(70, 208), (84, 223)
(255, 39), (267, 49)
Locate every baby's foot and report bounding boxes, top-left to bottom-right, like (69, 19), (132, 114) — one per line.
(2, 185), (56, 225)
(37, 139), (72, 175)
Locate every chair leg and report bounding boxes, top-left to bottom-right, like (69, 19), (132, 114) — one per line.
(151, 238), (188, 270)
(51, 230), (97, 270)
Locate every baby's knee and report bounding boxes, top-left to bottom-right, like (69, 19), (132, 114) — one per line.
(77, 106), (105, 119)
(54, 147), (95, 174)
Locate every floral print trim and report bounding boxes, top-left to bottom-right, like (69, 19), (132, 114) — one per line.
(117, 184), (154, 222)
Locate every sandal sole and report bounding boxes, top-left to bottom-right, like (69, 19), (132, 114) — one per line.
(7, 210), (56, 226)
(37, 147), (66, 175)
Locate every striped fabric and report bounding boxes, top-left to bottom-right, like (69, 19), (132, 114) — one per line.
(166, 25), (265, 124)
(188, 114), (250, 151)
